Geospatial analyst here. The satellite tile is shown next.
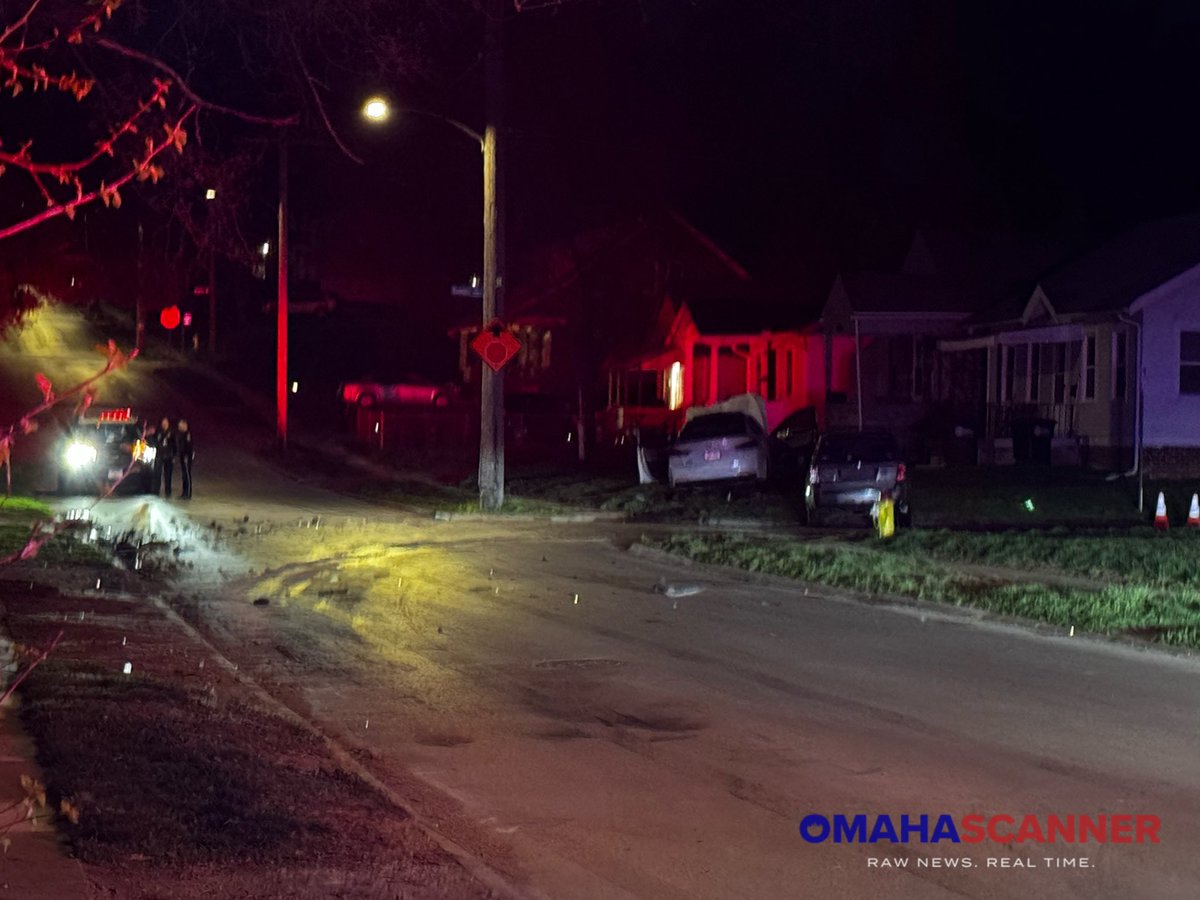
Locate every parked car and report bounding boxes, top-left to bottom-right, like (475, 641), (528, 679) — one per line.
(58, 407), (156, 495)
(805, 429), (910, 527)
(340, 375), (460, 409)
(770, 406), (820, 482)
(668, 411), (770, 487)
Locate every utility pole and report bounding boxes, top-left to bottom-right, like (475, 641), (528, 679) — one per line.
(207, 247), (217, 354)
(276, 134), (289, 450)
(478, 0), (507, 510)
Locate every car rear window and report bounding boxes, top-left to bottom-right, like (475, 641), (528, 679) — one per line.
(679, 413), (753, 441)
(816, 434), (900, 463)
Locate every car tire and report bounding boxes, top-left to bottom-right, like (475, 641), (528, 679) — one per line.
(357, 393), (378, 408)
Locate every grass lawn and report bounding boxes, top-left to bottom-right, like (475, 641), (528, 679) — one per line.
(649, 532), (1200, 649)
(0, 495), (109, 566)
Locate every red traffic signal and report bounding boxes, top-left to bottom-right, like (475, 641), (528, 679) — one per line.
(470, 319), (522, 372)
(159, 306), (181, 329)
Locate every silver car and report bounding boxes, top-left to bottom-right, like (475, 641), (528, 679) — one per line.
(668, 412), (770, 487)
(805, 430), (910, 527)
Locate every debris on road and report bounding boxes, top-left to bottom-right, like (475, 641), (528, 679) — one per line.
(653, 579), (706, 598)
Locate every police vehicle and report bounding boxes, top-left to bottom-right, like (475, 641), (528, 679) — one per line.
(58, 407), (156, 495)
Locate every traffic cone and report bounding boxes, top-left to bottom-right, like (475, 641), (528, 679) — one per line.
(1188, 494), (1200, 529)
(1154, 492), (1169, 531)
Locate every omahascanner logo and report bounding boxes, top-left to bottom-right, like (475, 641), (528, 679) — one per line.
(798, 814), (1160, 845)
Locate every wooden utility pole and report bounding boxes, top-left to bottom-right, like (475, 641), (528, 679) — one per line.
(478, 0), (507, 510)
(276, 134), (289, 449)
(207, 248), (217, 353)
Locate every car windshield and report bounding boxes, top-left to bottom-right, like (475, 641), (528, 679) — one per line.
(816, 434), (899, 463)
(678, 413), (754, 441)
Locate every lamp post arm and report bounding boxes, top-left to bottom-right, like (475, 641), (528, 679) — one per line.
(401, 107), (485, 147)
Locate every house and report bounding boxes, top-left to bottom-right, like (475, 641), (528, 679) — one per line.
(596, 218), (827, 436)
(818, 272), (981, 457)
(452, 211), (821, 440)
(937, 213), (1200, 475)
(819, 230), (1075, 460)
(602, 282), (829, 436)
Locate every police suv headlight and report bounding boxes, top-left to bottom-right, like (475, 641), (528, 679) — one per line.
(64, 442), (98, 469)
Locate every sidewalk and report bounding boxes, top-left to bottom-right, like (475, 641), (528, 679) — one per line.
(0, 649), (92, 900)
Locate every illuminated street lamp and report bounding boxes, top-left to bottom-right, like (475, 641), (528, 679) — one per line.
(204, 188), (216, 200)
(362, 96), (390, 123)
(361, 97), (506, 510)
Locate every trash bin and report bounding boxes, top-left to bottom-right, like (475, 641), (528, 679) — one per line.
(1012, 418), (1055, 465)
(1030, 418), (1055, 465)
(948, 425), (978, 466)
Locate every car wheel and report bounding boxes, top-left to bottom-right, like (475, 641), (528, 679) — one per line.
(357, 393), (378, 408)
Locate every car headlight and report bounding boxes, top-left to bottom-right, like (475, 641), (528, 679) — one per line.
(64, 441), (98, 469)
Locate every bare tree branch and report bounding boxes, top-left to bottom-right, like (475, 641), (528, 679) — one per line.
(94, 36), (300, 127)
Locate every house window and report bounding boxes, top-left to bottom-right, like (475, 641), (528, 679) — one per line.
(1052, 342), (1068, 403)
(1113, 331), (1128, 400)
(1081, 334), (1096, 401)
(913, 338), (930, 399)
(667, 361), (684, 410)
(784, 350), (794, 398)
(765, 348), (778, 401)
(1181, 332), (1200, 394)
(883, 335), (914, 399)
(1001, 346), (1017, 402)
(1029, 344), (1041, 401)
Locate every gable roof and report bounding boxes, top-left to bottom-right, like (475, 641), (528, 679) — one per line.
(1037, 213), (1200, 315)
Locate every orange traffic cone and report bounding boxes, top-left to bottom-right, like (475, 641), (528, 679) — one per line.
(1188, 494), (1200, 529)
(1154, 492), (1169, 531)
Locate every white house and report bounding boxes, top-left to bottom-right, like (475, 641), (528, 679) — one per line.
(938, 213), (1200, 475)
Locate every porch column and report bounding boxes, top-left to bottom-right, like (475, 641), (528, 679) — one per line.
(709, 341), (720, 404)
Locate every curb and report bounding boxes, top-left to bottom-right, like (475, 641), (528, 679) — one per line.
(627, 542), (1200, 665)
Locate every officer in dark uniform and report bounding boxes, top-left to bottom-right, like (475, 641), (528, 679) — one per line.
(176, 418), (194, 499)
(152, 417), (176, 497)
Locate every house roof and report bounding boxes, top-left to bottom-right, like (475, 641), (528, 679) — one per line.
(834, 272), (981, 316)
(1036, 213), (1200, 315)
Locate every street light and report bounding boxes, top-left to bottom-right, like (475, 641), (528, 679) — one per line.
(361, 97), (506, 510)
(362, 96), (390, 122)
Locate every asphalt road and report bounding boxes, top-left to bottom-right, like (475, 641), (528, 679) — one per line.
(5, 308), (1200, 899)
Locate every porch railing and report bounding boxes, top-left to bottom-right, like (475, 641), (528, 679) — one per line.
(986, 402), (1076, 438)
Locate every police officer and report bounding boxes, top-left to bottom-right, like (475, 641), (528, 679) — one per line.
(152, 417), (176, 497)
(176, 418), (194, 500)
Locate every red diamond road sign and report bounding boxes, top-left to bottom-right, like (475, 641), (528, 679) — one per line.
(470, 319), (521, 372)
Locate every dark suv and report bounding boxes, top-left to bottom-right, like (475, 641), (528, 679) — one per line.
(805, 430), (910, 527)
(58, 408), (156, 495)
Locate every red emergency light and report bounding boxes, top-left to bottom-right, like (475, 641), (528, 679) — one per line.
(160, 306), (181, 329)
(97, 408), (133, 423)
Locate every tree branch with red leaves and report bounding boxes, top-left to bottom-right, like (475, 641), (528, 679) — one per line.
(0, 0), (193, 240)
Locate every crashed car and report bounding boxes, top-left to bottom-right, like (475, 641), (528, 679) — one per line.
(667, 394), (770, 487)
(58, 407), (156, 495)
(804, 429), (910, 527)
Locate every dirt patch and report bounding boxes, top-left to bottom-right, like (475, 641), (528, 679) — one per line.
(0, 585), (497, 899)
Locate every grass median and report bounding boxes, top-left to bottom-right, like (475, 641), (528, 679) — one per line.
(648, 532), (1200, 649)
